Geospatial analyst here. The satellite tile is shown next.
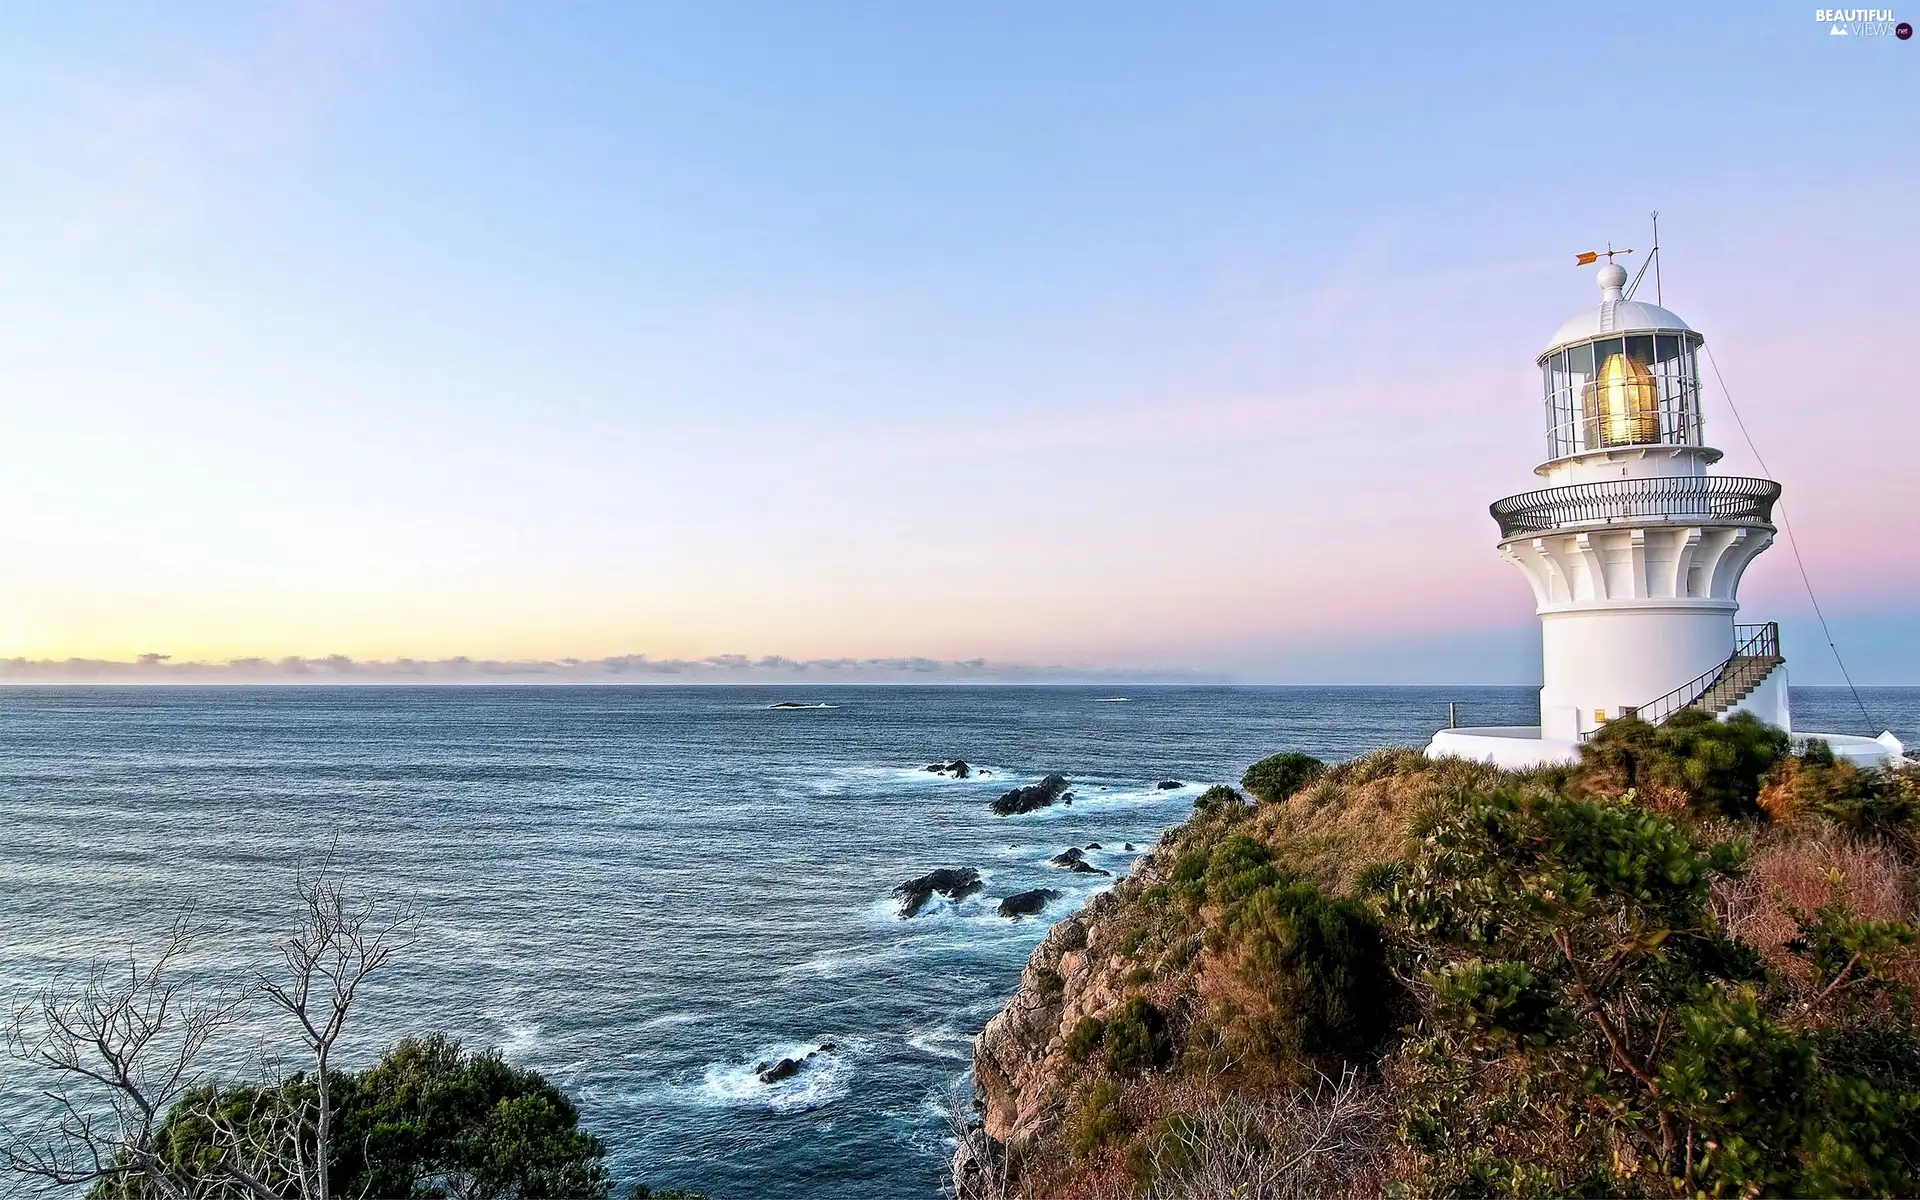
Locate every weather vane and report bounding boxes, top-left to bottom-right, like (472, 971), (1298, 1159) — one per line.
(1574, 242), (1634, 266)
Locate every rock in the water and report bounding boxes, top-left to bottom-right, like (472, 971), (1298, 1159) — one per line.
(1066, 860), (1110, 876)
(998, 888), (1062, 918)
(1084, 842), (1102, 850)
(757, 1043), (836, 1084)
(1156, 780), (1183, 790)
(1124, 842), (1136, 851)
(1048, 848), (1085, 866)
(894, 867), (984, 917)
(989, 774), (1070, 816)
(925, 759), (973, 779)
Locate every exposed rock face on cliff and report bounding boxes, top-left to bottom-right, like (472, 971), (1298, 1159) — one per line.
(973, 880), (1139, 1148)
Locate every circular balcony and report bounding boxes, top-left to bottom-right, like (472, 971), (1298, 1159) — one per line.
(1491, 475), (1780, 540)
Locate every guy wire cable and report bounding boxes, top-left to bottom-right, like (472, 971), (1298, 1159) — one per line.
(1701, 343), (1880, 735)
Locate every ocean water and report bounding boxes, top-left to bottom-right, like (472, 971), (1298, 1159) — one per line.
(2, 684), (1914, 1199)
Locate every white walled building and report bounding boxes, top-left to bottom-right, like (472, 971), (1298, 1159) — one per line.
(1429, 260), (1903, 770)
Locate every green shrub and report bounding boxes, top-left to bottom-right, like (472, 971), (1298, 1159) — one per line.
(1201, 835), (1283, 904)
(1578, 709), (1789, 818)
(1242, 753), (1326, 803)
(1219, 880), (1398, 1064)
(1787, 904), (1916, 1012)
(1389, 781), (1920, 1193)
(1659, 987), (1920, 1196)
(116, 1035), (614, 1200)
(1193, 784), (1248, 815)
(1354, 861), (1404, 894)
(1169, 851), (1209, 886)
(1064, 1017), (1105, 1062)
(1070, 1079), (1124, 1162)
(1125, 1107), (1268, 1191)
(1103, 998), (1173, 1076)
(1427, 959), (1554, 1050)
(1762, 747), (1917, 831)
(1034, 968), (1065, 1001)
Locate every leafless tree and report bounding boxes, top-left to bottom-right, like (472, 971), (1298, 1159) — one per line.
(3, 866), (414, 1200)
(193, 1072), (320, 1200)
(1, 919), (240, 1199)
(254, 867), (414, 1200)
(1136, 1070), (1387, 1200)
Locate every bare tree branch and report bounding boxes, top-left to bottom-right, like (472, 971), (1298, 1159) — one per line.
(252, 864), (415, 1200)
(2, 919), (241, 1200)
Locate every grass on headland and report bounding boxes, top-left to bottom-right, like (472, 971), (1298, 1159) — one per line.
(981, 716), (1920, 1199)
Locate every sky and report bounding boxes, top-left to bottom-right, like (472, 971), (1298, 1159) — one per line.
(0, 1), (1915, 684)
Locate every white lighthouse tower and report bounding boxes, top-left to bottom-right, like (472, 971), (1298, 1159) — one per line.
(1430, 253), (1902, 768)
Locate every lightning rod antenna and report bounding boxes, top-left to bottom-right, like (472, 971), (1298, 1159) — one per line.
(1652, 210), (1662, 305)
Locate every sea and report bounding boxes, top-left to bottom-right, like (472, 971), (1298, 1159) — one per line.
(2, 685), (1915, 1200)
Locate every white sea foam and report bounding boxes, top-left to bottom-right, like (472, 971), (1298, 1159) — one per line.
(809, 762), (1016, 793)
(500, 1020), (542, 1058)
(699, 1039), (859, 1114)
(906, 1023), (974, 1062)
(780, 940), (921, 980)
(993, 779), (1202, 820)
(640, 1012), (703, 1030)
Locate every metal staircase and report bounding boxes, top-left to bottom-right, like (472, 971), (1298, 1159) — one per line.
(1626, 622), (1782, 728)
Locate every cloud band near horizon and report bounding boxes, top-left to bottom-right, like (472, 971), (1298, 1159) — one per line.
(0, 653), (1226, 685)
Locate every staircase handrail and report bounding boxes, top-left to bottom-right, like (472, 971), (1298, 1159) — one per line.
(1622, 622), (1780, 731)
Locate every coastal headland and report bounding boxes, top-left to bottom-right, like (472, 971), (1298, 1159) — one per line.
(957, 718), (1920, 1197)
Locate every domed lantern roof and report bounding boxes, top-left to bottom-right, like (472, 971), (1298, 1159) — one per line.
(1541, 263), (1694, 358)
(1534, 259), (1711, 470)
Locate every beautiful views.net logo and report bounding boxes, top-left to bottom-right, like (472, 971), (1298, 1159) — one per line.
(1815, 8), (1911, 36)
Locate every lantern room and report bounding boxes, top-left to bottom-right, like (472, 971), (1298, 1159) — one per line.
(1536, 261), (1711, 479)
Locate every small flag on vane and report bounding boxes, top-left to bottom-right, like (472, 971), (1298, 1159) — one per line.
(1574, 251), (1599, 266)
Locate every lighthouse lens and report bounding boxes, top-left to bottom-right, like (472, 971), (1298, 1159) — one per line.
(1580, 337), (1661, 447)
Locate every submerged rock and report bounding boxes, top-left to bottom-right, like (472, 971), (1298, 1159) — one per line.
(894, 867), (984, 917)
(755, 1043), (837, 1084)
(1084, 842), (1102, 850)
(998, 888), (1062, 918)
(1157, 780), (1183, 790)
(989, 774), (1070, 816)
(1043, 847), (1110, 875)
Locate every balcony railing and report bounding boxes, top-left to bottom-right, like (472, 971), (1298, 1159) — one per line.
(1490, 475), (1780, 540)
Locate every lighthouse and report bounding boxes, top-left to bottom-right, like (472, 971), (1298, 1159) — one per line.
(1429, 254), (1903, 768)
